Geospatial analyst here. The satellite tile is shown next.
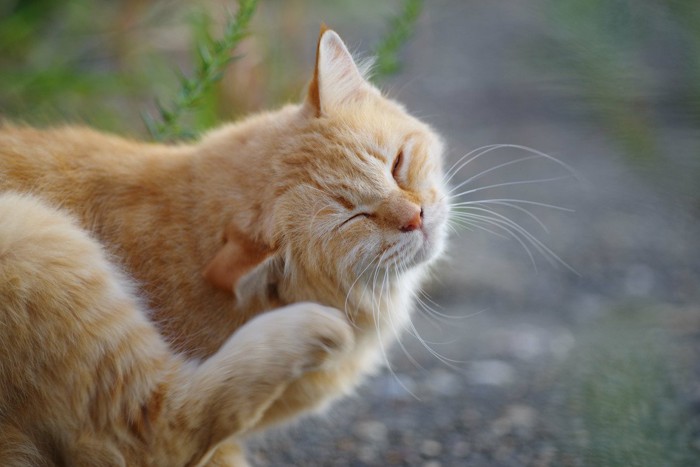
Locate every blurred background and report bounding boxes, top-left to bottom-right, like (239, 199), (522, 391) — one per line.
(2, 0), (699, 465)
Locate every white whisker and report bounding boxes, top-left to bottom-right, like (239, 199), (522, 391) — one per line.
(384, 262), (427, 372)
(415, 291), (472, 322)
(414, 295), (451, 329)
(444, 144), (581, 186)
(371, 252), (420, 400)
(443, 144), (507, 184)
(343, 252), (382, 329)
(404, 313), (465, 370)
(453, 201), (552, 234)
(450, 211), (539, 270)
(448, 154), (544, 195)
(448, 216), (510, 239)
(449, 175), (572, 200)
(452, 208), (578, 274)
(450, 198), (573, 212)
(393, 261), (467, 370)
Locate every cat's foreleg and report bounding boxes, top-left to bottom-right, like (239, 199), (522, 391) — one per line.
(0, 193), (353, 467)
(171, 301), (354, 465)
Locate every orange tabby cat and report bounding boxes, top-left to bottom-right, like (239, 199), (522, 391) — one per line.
(0, 28), (448, 466)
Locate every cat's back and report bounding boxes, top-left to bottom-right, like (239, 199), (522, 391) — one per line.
(0, 124), (142, 186)
(0, 124), (176, 222)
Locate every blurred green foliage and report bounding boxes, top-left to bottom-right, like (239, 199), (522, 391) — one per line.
(557, 309), (698, 466)
(0, 0), (180, 132)
(372, 0), (422, 80)
(535, 0), (700, 196)
(143, 0), (259, 141)
(0, 0), (424, 140)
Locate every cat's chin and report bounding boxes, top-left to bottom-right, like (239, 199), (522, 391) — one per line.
(383, 230), (445, 274)
(404, 201), (448, 268)
(410, 233), (446, 268)
(408, 217), (448, 268)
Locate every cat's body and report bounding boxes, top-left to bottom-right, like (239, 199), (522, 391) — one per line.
(0, 29), (448, 466)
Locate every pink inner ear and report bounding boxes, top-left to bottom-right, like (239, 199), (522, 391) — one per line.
(202, 226), (271, 294)
(306, 28), (368, 116)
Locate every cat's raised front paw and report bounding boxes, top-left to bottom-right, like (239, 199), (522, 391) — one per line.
(237, 302), (354, 377)
(285, 302), (355, 375)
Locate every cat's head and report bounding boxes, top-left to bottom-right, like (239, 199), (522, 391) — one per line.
(225, 28), (448, 315)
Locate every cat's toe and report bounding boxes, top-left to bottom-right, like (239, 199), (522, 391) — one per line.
(287, 303), (355, 374)
(228, 302), (354, 378)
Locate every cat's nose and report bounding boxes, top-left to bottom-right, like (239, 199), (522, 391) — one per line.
(400, 207), (423, 232)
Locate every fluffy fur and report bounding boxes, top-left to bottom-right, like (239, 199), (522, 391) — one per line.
(0, 29), (448, 466)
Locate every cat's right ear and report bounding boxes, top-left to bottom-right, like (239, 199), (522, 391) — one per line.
(304, 25), (375, 117)
(234, 253), (285, 311)
(203, 223), (272, 295)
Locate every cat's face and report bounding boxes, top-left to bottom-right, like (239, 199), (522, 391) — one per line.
(273, 30), (448, 293)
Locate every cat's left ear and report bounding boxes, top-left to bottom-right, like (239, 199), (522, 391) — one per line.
(304, 25), (376, 116)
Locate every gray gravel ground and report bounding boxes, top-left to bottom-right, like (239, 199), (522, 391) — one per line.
(248, 1), (700, 465)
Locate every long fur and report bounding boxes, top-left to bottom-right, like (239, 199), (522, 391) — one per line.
(0, 29), (447, 466)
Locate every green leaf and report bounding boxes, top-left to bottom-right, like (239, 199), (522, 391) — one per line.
(144, 0), (259, 141)
(372, 0), (424, 82)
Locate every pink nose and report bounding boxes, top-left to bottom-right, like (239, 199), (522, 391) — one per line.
(400, 208), (423, 232)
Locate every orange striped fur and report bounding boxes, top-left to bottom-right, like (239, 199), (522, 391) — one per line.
(0, 30), (447, 466)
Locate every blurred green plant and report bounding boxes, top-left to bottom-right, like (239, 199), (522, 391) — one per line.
(533, 0), (700, 203)
(372, 0), (423, 82)
(143, 0), (258, 141)
(0, 0), (424, 140)
(1, 0), (127, 129)
(556, 309), (698, 466)
(145, 0), (424, 141)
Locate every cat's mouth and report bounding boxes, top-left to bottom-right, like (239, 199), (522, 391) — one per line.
(390, 207), (447, 269)
(418, 203), (448, 257)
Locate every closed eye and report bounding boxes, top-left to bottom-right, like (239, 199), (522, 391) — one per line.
(340, 212), (370, 229)
(392, 149), (403, 181)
